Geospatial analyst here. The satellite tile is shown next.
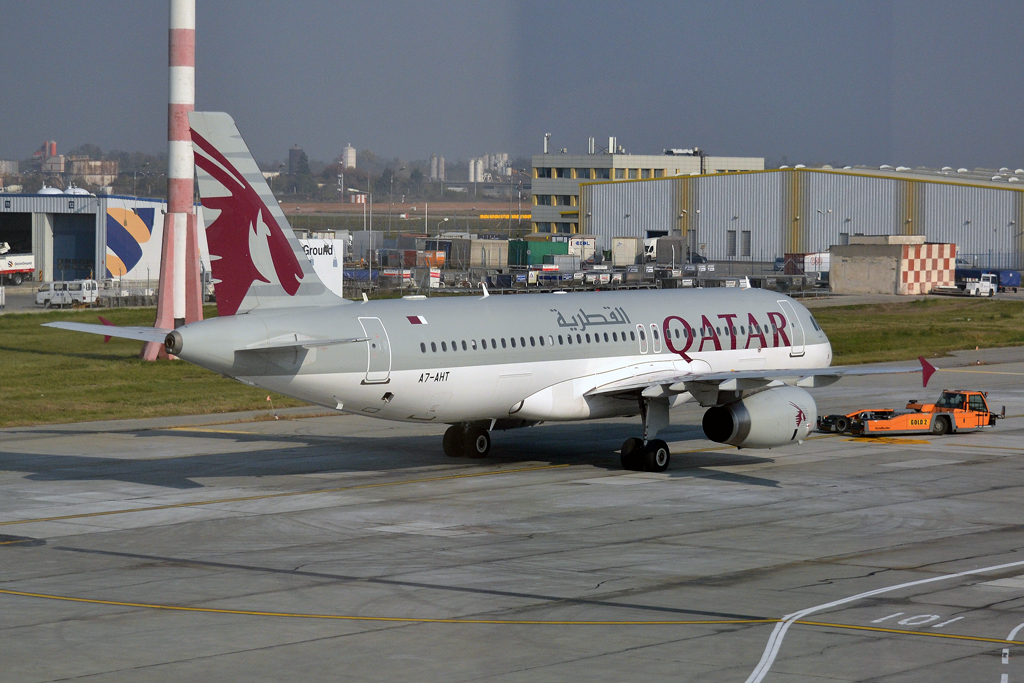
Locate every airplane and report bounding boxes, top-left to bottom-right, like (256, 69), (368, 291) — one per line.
(45, 112), (927, 473)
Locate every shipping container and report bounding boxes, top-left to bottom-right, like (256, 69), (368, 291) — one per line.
(611, 237), (642, 266)
(508, 240), (568, 267)
(469, 239), (508, 269)
(566, 236), (597, 261)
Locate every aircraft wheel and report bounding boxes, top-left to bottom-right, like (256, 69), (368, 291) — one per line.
(442, 426), (464, 457)
(641, 440), (671, 473)
(834, 417), (850, 433)
(620, 437), (643, 470)
(930, 416), (950, 435)
(463, 428), (490, 458)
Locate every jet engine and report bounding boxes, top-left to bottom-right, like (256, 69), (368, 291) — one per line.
(701, 386), (817, 449)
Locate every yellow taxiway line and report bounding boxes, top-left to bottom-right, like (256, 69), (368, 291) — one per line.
(0, 587), (1021, 647)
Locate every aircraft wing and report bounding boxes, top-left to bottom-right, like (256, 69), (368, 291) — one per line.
(42, 322), (172, 344)
(586, 357), (934, 403)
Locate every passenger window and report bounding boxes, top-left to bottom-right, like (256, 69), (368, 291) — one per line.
(471, 340), (477, 350)
(577, 334), (582, 344)
(420, 343), (426, 353)
(653, 329), (659, 340)
(501, 338), (507, 348)
(548, 335), (554, 346)
(430, 342), (436, 352)
(530, 336), (536, 347)
(510, 338), (516, 348)
(639, 329), (646, 340)
(441, 341), (447, 351)
(452, 340), (458, 351)
(462, 340), (467, 351)
(724, 328), (730, 337)
(603, 333), (609, 342)
(491, 338), (497, 348)
(558, 335), (564, 345)
(612, 332), (618, 341)
(716, 327), (721, 335)
(539, 336), (545, 346)
(595, 334), (601, 343)
(480, 339), (486, 349)
(586, 333), (591, 343)
(740, 326), (745, 334)
(630, 331), (635, 341)
(520, 337), (526, 347)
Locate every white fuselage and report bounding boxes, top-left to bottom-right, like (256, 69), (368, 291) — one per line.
(176, 288), (832, 426)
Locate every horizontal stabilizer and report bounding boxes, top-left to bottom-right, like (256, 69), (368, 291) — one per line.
(42, 322), (171, 344)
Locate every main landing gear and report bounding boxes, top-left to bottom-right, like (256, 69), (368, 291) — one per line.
(620, 395), (672, 472)
(443, 424), (491, 459)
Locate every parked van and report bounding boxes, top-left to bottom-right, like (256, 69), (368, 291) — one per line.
(36, 280), (99, 307)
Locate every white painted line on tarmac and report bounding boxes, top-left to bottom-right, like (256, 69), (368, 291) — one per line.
(931, 616), (964, 628)
(871, 612), (904, 623)
(1000, 674), (1008, 683)
(1008, 623), (1024, 641)
(744, 558), (1024, 683)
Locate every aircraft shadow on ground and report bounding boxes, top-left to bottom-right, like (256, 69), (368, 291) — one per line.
(0, 421), (779, 489)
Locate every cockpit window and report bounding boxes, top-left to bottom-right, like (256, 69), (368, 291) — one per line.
(809, 316), (822, 331)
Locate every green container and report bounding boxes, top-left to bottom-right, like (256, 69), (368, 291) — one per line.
(508, 240), (568, 266)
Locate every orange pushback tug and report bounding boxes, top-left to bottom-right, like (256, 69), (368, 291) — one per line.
(850, 389), (1003, 436)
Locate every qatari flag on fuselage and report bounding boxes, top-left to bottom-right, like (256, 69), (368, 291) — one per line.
(407, 315), (427, 325)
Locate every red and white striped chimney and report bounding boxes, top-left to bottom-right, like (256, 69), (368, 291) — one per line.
(144, 0), (202, 359)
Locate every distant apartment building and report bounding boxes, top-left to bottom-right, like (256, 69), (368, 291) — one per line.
(531, 140), (763, 233)
(66, 158), (119, 186)
(0, 160), (18, 175)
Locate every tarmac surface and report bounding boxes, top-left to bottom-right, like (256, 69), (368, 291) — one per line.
(2, 348), (1024, 682)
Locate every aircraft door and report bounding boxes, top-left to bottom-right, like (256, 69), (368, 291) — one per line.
(636, 324), (648, 354)
(649, 324), (662, 353)
(777, 300), (805, 357)
(358, 317), (392, 383)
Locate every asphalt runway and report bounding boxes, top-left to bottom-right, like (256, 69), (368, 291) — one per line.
(2, 349), (1024, 682)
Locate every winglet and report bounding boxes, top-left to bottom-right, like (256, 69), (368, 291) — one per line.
(98, 315), (115, 343)
(919, 356), (937, 388)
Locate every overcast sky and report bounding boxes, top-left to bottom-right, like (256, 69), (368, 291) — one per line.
(2, 1), (1022, 169)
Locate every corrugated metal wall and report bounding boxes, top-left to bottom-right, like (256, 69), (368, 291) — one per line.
(584, 179), (674, 251)
(691, 172), (782, 261)
(580, 170), (1024, 266)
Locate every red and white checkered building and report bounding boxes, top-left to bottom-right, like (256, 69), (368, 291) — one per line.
(899, 243), (955, 295)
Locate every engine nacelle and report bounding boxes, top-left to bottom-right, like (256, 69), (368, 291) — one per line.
(702, 386), (817, 449)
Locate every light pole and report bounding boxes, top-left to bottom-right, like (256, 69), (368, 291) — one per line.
(435, 217), (448, 236)
(388, 166), (405, 236)
(133, 161), (149, 196)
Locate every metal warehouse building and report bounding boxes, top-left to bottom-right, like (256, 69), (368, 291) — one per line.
(579, 167), (1024, 268)
(0, 193), (210, 283)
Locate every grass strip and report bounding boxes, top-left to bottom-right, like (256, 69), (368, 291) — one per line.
(1, 298), (1022, 428)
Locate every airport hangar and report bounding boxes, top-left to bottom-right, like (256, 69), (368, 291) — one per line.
(0, 193), (210, 283)
(577, 166), (1024, 268)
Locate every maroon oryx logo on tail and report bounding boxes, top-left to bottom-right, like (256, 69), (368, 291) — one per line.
(191, 130), (303, 316)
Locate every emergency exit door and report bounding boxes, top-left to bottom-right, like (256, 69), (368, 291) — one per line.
(777, 300), (805, 357)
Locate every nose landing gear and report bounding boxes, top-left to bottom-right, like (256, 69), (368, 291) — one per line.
(443, 424), (491, 458)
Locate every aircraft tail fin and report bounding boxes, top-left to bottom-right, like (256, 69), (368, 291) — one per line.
(189, 111), (345, 316)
